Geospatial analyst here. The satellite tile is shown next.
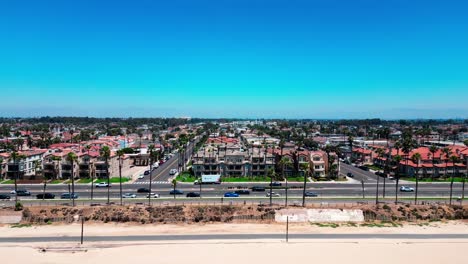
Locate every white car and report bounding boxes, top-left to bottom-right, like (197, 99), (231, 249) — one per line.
(138, 174), (145, 179)
(122, 193), (137, 198)
(95, 182), (111, 188)
(400, 186), (415, 192)
(146, 193), (160, 198)
(266, 192), (281, 197)
(169, 169), (178, 175)
(10, 190), (16, 194)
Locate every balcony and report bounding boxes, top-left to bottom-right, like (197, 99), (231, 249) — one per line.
(79, 164), (90, 171)
(61, 165), (72, 171)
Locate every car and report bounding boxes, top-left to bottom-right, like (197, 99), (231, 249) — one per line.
(122, 193), (137, 198)
(266, 192), (281, 197)
(146, 193), (160, 198)
(0, 194), (11, 200)
(234, 190), (250, 195)
(169, 169), (178, 175)
(159, 160), (165, 165)
(304, 191), (318, 197)
(137, 188), (150, 193)
(358, 166), (369, 171)
(143, 170), (150, 175)
(95, 182), (110, 188)
(36, 193), (55, 199)
(169, 189), (184, 195)
(186, 192), (201, 197)
(400, 186), (415, 192)
(224, 192), (239, 198)
(251, 186), (266, 192)
(269, 182), (282, 187)
(16, 190), (31, 196)
(347, 172), (354, 178)
(138, 174), (145, 179)
(60, 193), (79, 199)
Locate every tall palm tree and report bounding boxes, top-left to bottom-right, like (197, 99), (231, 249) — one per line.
(267, 167), (275, 206)
(300, 162), (310, 207)
(448, 155), (460, 205)
(429, 145), (438, 180)
(0, 157), (3, 180)
(402, 139), (415, 178)
(10, 152), (25, 204)
(393, 155), (403, 204)
(375, 148), (385, 203)
(84, 145), (95, 201)
(171, 178), (177, 199)
(442, 147), (452, 180)
(411, 153), (422, 204)
(66, 152), (78, 206)
(100, 146), (111, 204)
(117, 149), (124, 206)
(279, 156), (292, 207)
(147, 144), (155, 206)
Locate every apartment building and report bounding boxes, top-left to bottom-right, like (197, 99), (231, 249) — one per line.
(5, 149), (47, 180)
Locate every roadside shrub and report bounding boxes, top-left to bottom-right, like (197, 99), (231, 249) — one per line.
(15, 202), (23, 211)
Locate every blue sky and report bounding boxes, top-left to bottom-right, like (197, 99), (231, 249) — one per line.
(1, 0), (467, 119)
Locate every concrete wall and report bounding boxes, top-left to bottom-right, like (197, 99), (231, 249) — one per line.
(275, 208), (364, 223)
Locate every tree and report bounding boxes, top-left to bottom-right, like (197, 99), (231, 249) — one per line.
(66, 152), (78, 206)
(172, 178), (177, 199)
(279, 156), (292, 207)
(442, 147), (452, 179)
(429, 145), (438, 180)
(375, 148), (385, 203)
(411, 153), (422, 204)
(10, 152), (26, 204)
(393, 155), (403, 204)
(300, 162), (310, 207)
(0, 157), (3, 180)
(100, 146), (111, 204)
(267, 168), (276, 206)
(147, 145), (158, 206)
(117, 149), (124, 206)
(85, 145), (95, 200)
(448, 155), (460, 205)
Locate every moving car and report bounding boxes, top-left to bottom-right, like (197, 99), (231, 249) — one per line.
(186, 192), (201, 197)
(400, 186), (415, 192)
(346, 172), (354, 178)
(266, 192), (281, 197)
(137, 188), (150, 193)
(138, 174), (145, 179)
(36, 193), (55, 199)
(16, 189), (31, 196)
(0, 194), (10, 200)
(234, 190), (250, 195)
(146, 193), (160, 198)
(224, 192), (239, 198)
(169, 189), (184, 195)
(95, 182), (110, 188)
(122, 193), (137, 198)
(304, 191), (318, 197)
(269, 182), (282, 187)
(60, 193), (78, 199)
(358, 166), (369, 171)
(251, 186), (266, 192)
(143, 170), (150, 175)
(169, 169), (178, 175)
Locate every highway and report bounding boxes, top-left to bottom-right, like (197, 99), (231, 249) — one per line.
(1, 233), (468, 243)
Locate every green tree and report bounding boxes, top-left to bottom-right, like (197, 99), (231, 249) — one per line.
(300, 162), (310, 207)
(411, 153), (422, 204)
(393, 155), (403, 204)
(66, 152), (78, 206)
(100, 146), (111, 204)
(429, 145), (438, 180)
(279, 156), (292, 206)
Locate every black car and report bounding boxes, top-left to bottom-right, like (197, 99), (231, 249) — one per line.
(269, 182), (282, 187)
(358, 166), (369, 171)
(186, 192), (200, 197)
(304, 191), (318, 197)
(137, 188), (150, 193)
(0, 194), (10, 200)
(36, 193), (55, 199)
(234, 190), (250, 195)
(143, 170), (150, 175)
(16, 190), (31, 196)
(170, 189), (184, 195)
(347, 172), (354, 178)
(251, 186), (266, 192)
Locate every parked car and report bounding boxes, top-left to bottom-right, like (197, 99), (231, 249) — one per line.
(16, 189), (31, 196)
(251, 186), (266, 192)
(269, 182), (282, 187)
(304, 191), (318, 197)
(347, 172), (354, 178)
(144, 170), (150, 175)
(146, 193), (160, 198)
(169, 189), (184, 195)
(169, 169), (178, 175)
(0, 194), (10, 200)
(36, 193), (55, 199)
(60, 193), (78, 199)
(234, 190), (250, 195)
(95, 182), (110, 188)
(186, 192), (201, 197)
(358, 166), (369, 171)
(266, 192), (280, 197)
(122, 193), (137, 198)
(224, 192), (239, 198)
(400, 186), (415, 192)
(138, 174), (145, 179)
(137, 188), (150, 193)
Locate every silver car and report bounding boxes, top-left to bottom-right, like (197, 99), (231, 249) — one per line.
(122, 193), (137, 198)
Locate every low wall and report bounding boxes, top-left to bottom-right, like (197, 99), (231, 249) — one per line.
(276, 208), (364, 223)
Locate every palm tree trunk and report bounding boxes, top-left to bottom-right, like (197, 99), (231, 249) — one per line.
(375, 171), (380, 204)
(148, 162), (153, 206)
(449, 175), (454, 205)
(106, 158), (110, 204)
(414, 170), (419, 205)
(302, 171), (307, 207)
(119, 158), (123, 206)
(71, 161), (75, 207)
(90, 165), (94, 201)
(395, 178), (399, 204)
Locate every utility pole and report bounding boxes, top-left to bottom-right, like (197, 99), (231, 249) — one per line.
(375, 174), (380, 204)
(80, 216), (84, 245)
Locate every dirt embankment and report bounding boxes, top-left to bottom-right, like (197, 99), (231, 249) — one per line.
(1, 204), (467, 225)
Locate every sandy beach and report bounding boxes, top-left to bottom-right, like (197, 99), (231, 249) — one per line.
(1, 222), (468, 264)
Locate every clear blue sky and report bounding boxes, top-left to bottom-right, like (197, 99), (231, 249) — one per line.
(1, 0), (467, 119)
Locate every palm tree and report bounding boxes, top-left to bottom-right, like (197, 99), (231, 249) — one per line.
(10, 152), (25, 204)
(429, 145), (438, 180)
(147, 145), (155, 206)
(66, 152), (78, 206)
(0, 157), (3, 180)
(411, 153), (422, 204)
(85, 145), (95, 201)
(117, 149), (124, 206)
(442, 147), (452, 180)
(279, 156), (292, 207)
(100, 146), (111, 204)
(267, 167), (275, 206)
(375, 148), (385, 203)
(300, 162), (310, 207)
(448, 155), (460, 205)
(402, 139), (415, 178)
(393, 155), (403, 204)
(172, 178), (177, 199)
